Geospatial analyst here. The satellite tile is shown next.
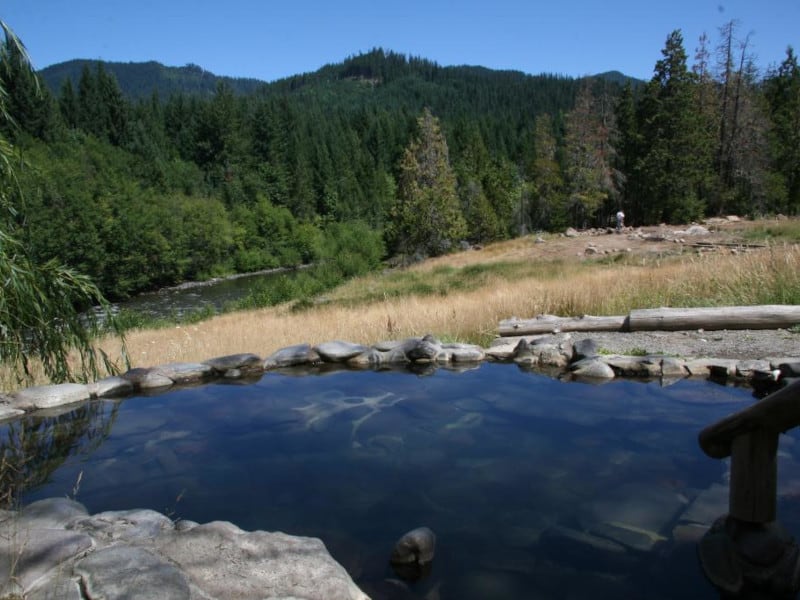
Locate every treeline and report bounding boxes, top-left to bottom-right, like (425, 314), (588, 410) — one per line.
(1, 28), (798, 302)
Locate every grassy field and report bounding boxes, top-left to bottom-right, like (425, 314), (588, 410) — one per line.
(3, 220), (800, 392)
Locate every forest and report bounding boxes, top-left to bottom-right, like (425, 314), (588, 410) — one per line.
(1, 23), (799, 303)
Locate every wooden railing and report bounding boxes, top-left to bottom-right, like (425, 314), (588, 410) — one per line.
(699, 379), (800, 523)
(697, 379), (800, 598)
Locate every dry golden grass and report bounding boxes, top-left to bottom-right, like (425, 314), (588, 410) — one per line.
(3, 236), (799, 393)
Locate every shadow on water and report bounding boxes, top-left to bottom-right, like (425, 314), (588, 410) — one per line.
(2, 363), (786, 599)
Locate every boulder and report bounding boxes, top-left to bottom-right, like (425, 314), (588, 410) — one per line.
(153, 362), (215, 384)
(602, 355), (661, 377)
(75, 546), (190, 600)
(88, 376), (134, 399)
(735, 359), (772, 379)
(0, 499), (369, 600)
(347, 348), (386, 367)
(661, 356), (688, 378)
(570, 358), (615, 380)
(122, 367), (175, 390)
(263, 344), (321, 369)
(203, 353), (264, 374)
(0, 405), (25, 421)
(438, 343), (485, 363)
(154, 520), (369, 600)
(390, 527), (436, 566)
(17, 498), (88, 529)
(573, 338), (600, 360)
(69, 508), (175, 543)
(10, 383), (91, 411)
(406, 335), (442, 362)
(512, 338), (538, 366)
(315, 340), (370, 362)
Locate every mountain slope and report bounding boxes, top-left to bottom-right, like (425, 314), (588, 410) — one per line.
(38, 50), (642, 101)
(39, 59), (268, 99)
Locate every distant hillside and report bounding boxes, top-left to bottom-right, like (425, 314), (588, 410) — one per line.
(39, 52), (642, 101)
(39, 59), (268, 99)
(592, 70), (644, 87)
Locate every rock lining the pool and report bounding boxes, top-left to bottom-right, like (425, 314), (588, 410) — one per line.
(2, 332), (800, 422)
(0, 497), (369, 600)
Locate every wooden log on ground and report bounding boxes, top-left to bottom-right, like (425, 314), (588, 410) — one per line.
(498, 314), (629, 336)
(629, 305), (800, 332)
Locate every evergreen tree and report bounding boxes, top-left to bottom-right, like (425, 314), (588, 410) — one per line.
(528, 113), (566, 230)
(58, 78), (78, 129)
(764, 47), (800, 212)
(613, 83), (637, 222)
(562, 83), (618, 227)
(0, 34), (57, 140)
(633, 30), (711, 223)
(390, 108), (466, 256)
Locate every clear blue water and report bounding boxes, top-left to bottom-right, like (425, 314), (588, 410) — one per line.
(5, 363), (800, 599)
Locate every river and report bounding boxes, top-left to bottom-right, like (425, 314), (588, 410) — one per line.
(116, 268), (296, 320)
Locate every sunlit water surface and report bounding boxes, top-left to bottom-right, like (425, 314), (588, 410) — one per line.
(7, 363), (800, 599)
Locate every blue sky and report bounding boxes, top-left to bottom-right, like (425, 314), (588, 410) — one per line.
(3, 1), (798, 82)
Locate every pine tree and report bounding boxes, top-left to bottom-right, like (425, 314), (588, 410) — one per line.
(528, 113), (565, 230)
(634, 30), (711, 223)
(390, 108), (466, 256)
(764, 47), (800, 213)
(562, 83), (618, 227)
(0, 34), (57, 140)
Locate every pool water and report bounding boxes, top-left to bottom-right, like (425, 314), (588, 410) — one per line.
(5, 363), (800, 599)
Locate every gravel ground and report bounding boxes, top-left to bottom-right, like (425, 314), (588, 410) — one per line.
(568, 328), (800, 361)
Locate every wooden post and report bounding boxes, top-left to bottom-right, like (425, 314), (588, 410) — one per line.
(728, 429), (778, 523)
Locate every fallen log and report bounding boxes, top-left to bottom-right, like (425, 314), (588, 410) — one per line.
(498, 314), (628, 336)
(628, 305), (800, 332)
(498, 305), (800, 337)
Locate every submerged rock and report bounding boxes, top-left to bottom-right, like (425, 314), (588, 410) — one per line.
(390, 526), (436, 582)
(390, 526), (436, 565)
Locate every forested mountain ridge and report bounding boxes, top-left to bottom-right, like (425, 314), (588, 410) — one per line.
(3, 36), (799, 306)
(38, 50), (640, 101)
(39, 59), (268, 99)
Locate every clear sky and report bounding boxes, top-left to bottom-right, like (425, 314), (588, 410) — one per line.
(3, 1), (798, 82)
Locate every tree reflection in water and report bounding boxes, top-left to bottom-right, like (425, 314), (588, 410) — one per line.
(0, 401), (119, 507)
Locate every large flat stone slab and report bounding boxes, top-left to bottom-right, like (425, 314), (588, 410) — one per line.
(0, 528), (93, 590)
(75, 546), (190, 600)
(580, 483), (688, 536)
(154, 520), (370, 600)
(0, 499), (369, 600)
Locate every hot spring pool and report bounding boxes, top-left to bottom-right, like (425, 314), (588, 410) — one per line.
(5, 363), (799, 599)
